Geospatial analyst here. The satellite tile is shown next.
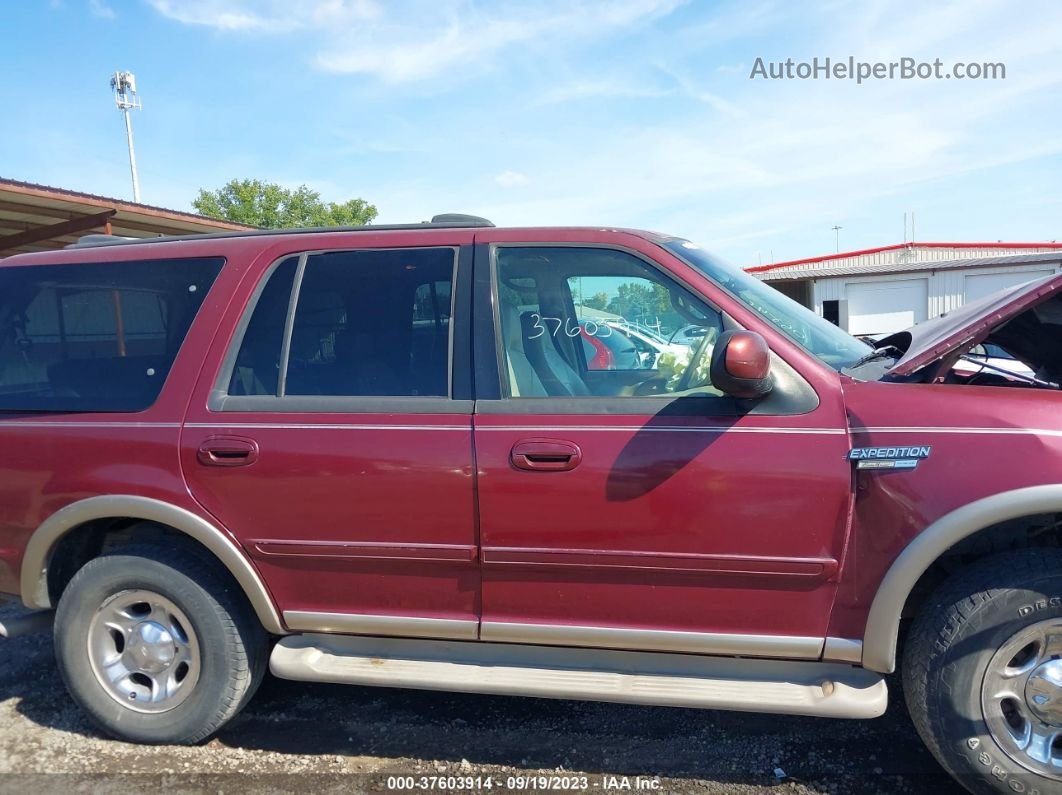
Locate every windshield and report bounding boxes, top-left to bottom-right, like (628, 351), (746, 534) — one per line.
(662, 239), (871, 371)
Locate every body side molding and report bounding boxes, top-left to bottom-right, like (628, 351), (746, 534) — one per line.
(823, 637), (863, 664)
(283, 611), (478, 640)
(481, 621), (824, 659)
(20, 494), (285, 635)
(862, 484), (1062, 673)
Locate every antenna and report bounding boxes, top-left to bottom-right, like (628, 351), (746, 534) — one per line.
(831, 225), (842, 253)
(110, 71), (142, 203)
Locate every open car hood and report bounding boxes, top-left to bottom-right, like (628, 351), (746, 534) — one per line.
(884, 272), (1062, 377)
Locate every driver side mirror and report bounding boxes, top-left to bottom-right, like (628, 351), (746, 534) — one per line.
(710, 330), (773, 399)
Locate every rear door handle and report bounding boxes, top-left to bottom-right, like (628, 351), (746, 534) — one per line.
(511, 439), (582, 472)
(197, 437), (259, 468)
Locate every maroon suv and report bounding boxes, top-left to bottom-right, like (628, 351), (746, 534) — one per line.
(0, 216), (1060, 795)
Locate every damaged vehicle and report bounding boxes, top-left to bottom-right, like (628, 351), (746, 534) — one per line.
(0, 218), (1059, 795)
(848, 275), (1062, 390)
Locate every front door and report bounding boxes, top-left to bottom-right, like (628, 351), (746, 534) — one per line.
(473, 234), (852, 658)
(182, 238), (478, 640)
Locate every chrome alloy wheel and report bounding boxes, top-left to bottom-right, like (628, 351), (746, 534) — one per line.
(982, 618), (1062, 779)
(86, 589), (201, 714)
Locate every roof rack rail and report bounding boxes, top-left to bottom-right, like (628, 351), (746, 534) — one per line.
(430, 213), (494, 227)
(57, 213), (496, 250)
(66, 234), (139, 249)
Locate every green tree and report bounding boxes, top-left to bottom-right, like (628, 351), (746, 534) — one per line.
(192, 178), (378, 229)
(608, 282), (658, 320)
(582, 292), (610, 311)
(607, 281), (682, 330)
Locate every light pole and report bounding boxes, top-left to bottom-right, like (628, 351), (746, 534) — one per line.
(832, 225), (842, 253)
(111, 71), (142, 203)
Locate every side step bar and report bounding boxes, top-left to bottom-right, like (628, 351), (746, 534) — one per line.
(271, 634), (887, 719)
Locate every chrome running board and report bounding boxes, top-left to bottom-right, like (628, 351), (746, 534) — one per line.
(271, 634), (887, 719)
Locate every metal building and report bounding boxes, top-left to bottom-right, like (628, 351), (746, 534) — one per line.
(748, 242), (1062, 336)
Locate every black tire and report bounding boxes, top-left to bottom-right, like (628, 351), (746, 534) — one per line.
(903, 548), (1062, 795)
(54, 542), (268, 744)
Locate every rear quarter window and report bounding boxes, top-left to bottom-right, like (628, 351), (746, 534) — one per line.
(0, 257), (224, 412)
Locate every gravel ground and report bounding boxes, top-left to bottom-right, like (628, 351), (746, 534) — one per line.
(0, 603), (964, 794)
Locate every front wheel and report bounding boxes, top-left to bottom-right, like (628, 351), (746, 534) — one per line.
(903, 548), (1062, 794)
(54, 542), (268, 744)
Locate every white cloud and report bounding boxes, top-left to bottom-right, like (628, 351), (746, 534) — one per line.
(148, 0), (685, 82)
(654, 62), (747, 118)
(468, 0), (1062, 260)
(315, 1), (685, 82)
(495, 170), (529, 188)
(673, 0), (783, 43)
(145, 0), (379, 33)
(537, 79), (669, 105)
(88, 0), (114, 19)
(373, 10), (1057, 257)
(140, 0), (1062, 262)
(146, 0), (284, 32)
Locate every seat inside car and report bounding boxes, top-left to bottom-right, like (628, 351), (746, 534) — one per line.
(333, 328), (402, 396)
(519, 311), (590, 397)
(501, 304), (547, 397)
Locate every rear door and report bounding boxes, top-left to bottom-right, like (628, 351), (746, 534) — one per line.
(471, 229), (853, 658)
(181, 233), (479, 640)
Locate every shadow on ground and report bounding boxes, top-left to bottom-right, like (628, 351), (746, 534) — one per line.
(0, 621), (962, 794)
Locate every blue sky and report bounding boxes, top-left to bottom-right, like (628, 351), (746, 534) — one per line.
(2, 0), (1061, 265)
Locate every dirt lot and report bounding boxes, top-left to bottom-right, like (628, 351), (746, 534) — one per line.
(0, 603), (964, 794)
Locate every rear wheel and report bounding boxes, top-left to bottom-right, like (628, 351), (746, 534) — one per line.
(54, 542), (268, 744)
(903, 548), (1062, 794)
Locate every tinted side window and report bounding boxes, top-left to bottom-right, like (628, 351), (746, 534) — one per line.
(285, 248), (454, 397)
(0, 258), (223, 412)
(229, 248), (456, 400)
(228, 257), (298, 396)
(494, 246), (723, 398)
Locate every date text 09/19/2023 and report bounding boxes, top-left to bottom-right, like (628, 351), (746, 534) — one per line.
(384, 775), (663, 791)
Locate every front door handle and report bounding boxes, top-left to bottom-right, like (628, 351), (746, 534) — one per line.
(511, 439), (582, 472)
(197, 437), (259, 468)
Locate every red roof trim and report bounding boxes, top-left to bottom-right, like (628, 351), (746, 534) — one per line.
(746, 241), (1062, 273)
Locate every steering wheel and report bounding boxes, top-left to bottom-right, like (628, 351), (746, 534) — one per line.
(675, 328), (716, 393)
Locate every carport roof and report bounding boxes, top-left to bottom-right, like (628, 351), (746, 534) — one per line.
(0, 178), (255, 257)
